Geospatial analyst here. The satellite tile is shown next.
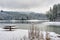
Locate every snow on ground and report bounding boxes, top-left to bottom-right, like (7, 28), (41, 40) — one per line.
(42, 22), (60, 26)
(0, 28), (28, 40)
(0, 28), (60, 40)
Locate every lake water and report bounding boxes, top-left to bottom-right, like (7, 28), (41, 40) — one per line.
(0, 20), (60, 34)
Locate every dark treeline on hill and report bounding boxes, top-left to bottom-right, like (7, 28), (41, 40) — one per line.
(46, 4), (60, 21)
(0, 10), (47, 20)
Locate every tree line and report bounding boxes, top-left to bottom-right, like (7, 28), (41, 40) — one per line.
(46, 4), (60, 21)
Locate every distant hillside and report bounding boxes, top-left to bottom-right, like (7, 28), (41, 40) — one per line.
(0, 11), (48, 20)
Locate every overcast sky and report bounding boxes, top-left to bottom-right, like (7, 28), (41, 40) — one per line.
(0, 0), (60, 13)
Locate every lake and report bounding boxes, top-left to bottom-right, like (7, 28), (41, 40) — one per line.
(0, 20), (60, 34)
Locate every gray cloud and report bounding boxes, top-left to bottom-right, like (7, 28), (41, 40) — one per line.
(0, 0), (56, 8)
(0, 0), (60, 13)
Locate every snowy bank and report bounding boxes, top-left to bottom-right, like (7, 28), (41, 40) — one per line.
(42, 22), (60, 26)
(0, 28), (28, 40)
(0, 28), (60, 40)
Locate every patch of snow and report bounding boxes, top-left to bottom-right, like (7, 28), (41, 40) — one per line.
(0, 28), (28, 40)
(0, 28), (59, 40)
(42, 22), (60, 26)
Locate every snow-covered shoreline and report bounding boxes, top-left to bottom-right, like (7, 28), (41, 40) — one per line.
(0, 28), (28, 40)
(41, 22), (60, 26)
(0, 28), (60, 40)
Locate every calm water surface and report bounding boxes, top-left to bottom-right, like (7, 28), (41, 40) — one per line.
(0, 20), (60, 34)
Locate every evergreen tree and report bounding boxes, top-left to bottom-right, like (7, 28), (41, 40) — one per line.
(46, 4), (60, 21)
